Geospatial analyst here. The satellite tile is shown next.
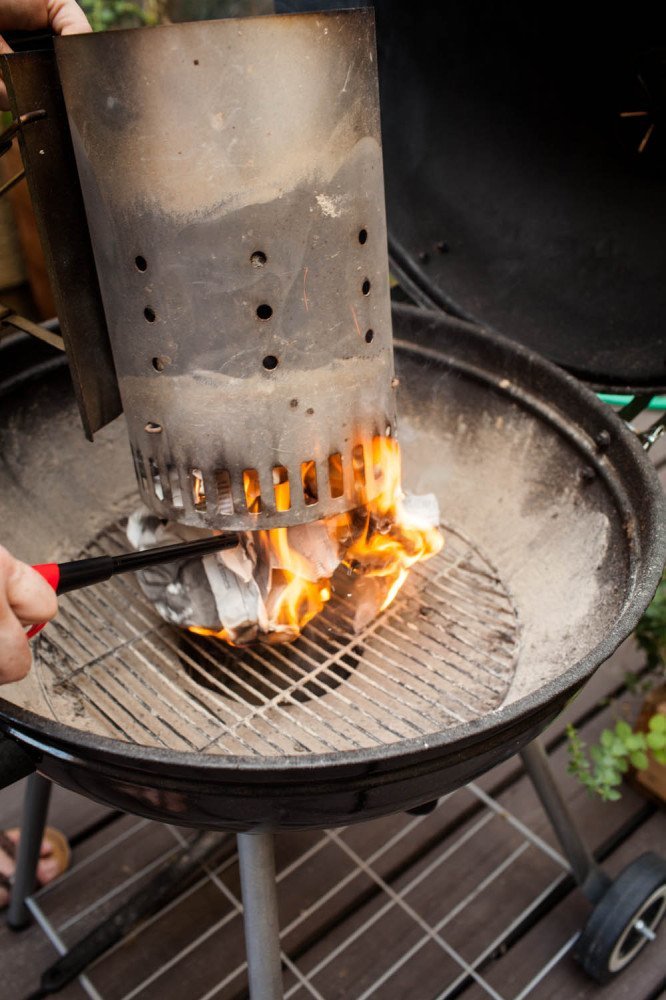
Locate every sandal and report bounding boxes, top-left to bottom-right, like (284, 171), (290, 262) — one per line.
(0, 827), (71, 909)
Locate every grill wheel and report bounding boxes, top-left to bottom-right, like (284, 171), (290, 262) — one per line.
(574, 852), (666, 982)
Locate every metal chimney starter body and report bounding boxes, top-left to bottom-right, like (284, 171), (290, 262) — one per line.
(55, 11), (396, 530)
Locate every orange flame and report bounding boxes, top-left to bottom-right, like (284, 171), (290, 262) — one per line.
(189, 437), (442, 642)
(338, 436), (443, 612)
(192, 469), (206, 509)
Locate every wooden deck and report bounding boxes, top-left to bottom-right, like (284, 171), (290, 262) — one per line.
(1, 634), (664, 1000)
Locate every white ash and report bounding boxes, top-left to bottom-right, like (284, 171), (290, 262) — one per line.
(127, 492), (440, 645)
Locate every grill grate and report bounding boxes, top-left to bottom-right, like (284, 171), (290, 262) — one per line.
(33, 519), (520, 757)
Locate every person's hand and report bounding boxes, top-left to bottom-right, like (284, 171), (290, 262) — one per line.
(0, 1), (91, 110)
(0, 546), (57, 684)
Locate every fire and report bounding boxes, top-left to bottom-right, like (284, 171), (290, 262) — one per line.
(337, 436), (443, 613)
(188, 436), (443, 644)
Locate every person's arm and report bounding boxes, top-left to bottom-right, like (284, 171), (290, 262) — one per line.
(0, 546), (57, 683)
(0, 1), (91, 109)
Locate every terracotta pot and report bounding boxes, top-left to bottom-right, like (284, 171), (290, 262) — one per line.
(632, 683), (666, 805)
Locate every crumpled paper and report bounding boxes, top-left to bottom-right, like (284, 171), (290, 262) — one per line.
(127, 507), (340, 645)
(127, 491), (440, 645)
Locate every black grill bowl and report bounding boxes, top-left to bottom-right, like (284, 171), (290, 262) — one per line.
(0, 303), (663, 830)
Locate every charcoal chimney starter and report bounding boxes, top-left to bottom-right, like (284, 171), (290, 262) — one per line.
(54, 10), (396, 530)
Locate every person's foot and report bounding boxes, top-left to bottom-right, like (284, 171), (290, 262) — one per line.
(0, 828), (70, 908)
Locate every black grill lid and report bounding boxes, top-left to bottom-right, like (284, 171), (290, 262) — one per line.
(11, 3), (666, 392)
(375, 0), (666, 391)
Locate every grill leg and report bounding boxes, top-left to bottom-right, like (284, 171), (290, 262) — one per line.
(7, 773), (52, 929)
(520, 738), (610, 902)
(237, 830), (283, 1000)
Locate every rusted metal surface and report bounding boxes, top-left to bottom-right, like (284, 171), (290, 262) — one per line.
(55, 11), (395, 528)
(0, 51), (120, 439)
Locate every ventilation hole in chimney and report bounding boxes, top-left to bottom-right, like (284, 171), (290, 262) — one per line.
(144, 306), (156, 323)
(148, 458), (164, 501)
(192, 468), (207, 511)
(352, 444), (366, 495)
(358, 228), (368, 245)
(152, 356), (169, 372)
(133, 448), (148, 491)
(169, 468), (184, 508)
(135, 255), (147, 272)
(365, 329), (374, 344)
(371, 435), (386, 483)
(251, 251), (267, 267)
(301, 460), (318, 506)
(273, 466), (291, 511)
(328, 453), (344, 498)
(215, 470), (234, 515)
(256, 303), (273, 320)
(263, 355), (278, 370)
(243, 469), (262, 514)
(362, 279), (371, 295)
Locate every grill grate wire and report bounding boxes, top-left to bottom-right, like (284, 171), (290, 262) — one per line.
(33, 519), (520, 757)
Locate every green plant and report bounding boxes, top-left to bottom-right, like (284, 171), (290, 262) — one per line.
(80, 0), (159, 31)
(566, 570), (666, 800)
(567, 716), (666, 801)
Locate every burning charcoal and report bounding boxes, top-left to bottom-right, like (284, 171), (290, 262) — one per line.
(348, 575), (396, 633)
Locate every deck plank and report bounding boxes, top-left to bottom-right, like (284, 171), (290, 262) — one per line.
(280, 691), (658, 999)
(461, 812), (666, 1000)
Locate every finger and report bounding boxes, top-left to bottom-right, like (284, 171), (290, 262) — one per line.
(0, 547), (58, 624)
(0, 2), (91, 35)
(48, 1), (92, 36)
(0, 604), (32, 684)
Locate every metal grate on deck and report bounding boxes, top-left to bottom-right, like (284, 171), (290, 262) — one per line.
(24, 781), (581, 1000)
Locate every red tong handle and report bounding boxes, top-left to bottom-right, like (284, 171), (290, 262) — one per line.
(26, 564), (60, 638)
(24, 534), (239, 640)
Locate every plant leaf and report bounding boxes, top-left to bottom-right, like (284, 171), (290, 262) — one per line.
(600, 729), (614, 749)
(615, 720), (632, 740)
(630, 750), (649, 770)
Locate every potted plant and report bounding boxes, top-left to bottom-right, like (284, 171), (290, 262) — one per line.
(567, 571), (666, 802)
